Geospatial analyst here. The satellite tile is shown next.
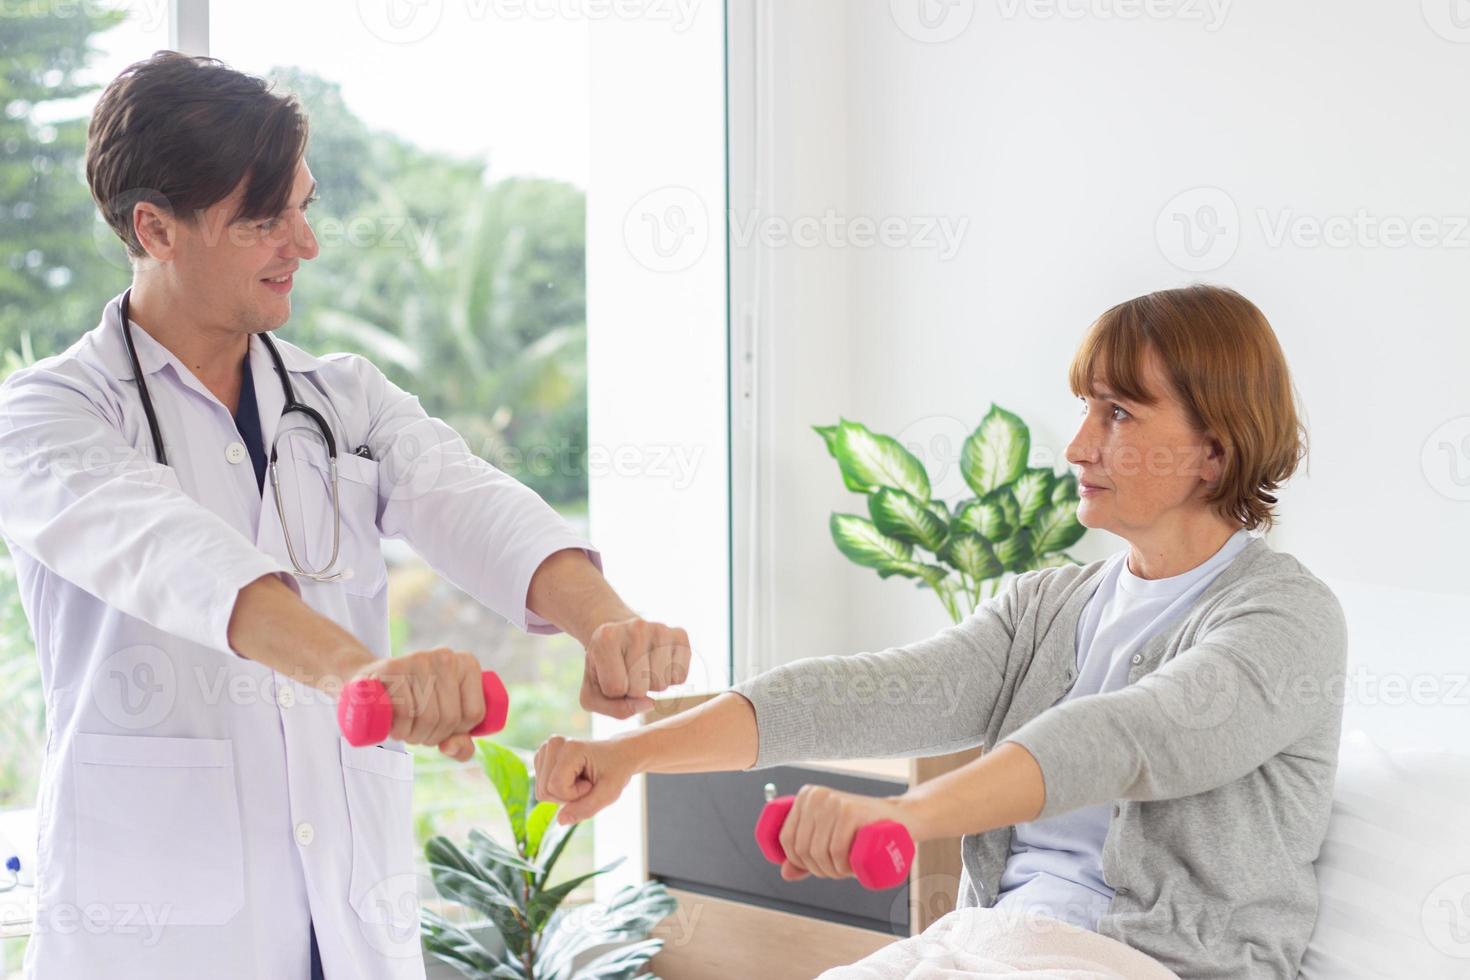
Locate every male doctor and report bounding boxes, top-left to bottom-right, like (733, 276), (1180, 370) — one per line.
(0, 52), (690, 979)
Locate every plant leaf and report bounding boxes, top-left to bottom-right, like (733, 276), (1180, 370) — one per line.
(984, 486), (1021, 531)
(428, 867), (528, 955)
(1035, 551), (1082, 567)
(828, 419), (931, 500)
(995, 528), (1035, 572)
(1051, 471), (1079, 504)
(1031, 498), (1086, 555)
(533, 814), (577, 887)
(876, 560), (951, 592)
(813, 423), (840, 458)
(1011, 467), (1055, 528)
(953, 498), (1010, 543)
(939, 533), (1003, 582)
(527, 857), (625, 933)
(466, 827), (540, 874)
(829, 513), (912, 569)
(867, 487), (947, 551)
(573, 938), (667, 979)
(960, 405), (1029, 497)
(478, 742), (532, 852)
(421, 907), (521, 977)
(535, 883), (678, 980)
(525, 801), (558, 862)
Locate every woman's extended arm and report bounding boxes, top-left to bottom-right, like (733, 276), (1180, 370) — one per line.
(626, 692), (761, 773)
(533, 692), (759, 823)
(533, 688), (1047, 883)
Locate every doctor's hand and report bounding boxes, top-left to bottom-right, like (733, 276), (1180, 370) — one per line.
(579, 617), (692, 720)
(772, 786), (913, 883)
(533, 734), (637, 825)
(349, 648), (487, 762)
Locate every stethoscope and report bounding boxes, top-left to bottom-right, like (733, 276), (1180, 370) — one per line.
(0, 854), (19, 894)
(118, 287), (345, 582)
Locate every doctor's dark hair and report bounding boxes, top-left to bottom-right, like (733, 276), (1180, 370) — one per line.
(86, 50), (309, 259)
(1068, 284), (1308, 534)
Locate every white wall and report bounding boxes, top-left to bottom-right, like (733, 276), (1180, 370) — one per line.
(736, 0), (1470, 670)
(586, 3), (728, 899)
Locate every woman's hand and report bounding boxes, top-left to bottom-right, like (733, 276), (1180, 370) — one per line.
(775, 785), (915, 882)
(533, 734), (638, 825)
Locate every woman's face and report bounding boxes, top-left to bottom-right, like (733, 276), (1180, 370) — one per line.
(1065, 347), (1224, 538)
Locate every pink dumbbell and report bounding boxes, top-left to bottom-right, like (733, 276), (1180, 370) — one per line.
(754, 793), (915, 891)
(337, 670), (510, 747)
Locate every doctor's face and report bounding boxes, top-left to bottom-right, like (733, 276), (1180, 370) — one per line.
(1064, 346), (1224, 537)
(171, 158), (321, 335)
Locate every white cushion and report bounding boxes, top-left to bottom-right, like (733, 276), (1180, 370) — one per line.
(1298, 729), (1470, 978)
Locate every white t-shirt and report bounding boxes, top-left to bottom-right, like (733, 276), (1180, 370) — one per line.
(992, 526), (1255, 930)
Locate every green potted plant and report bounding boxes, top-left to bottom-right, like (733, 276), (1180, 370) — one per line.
(421, 743), (676, 979)
(816, 404), (1087, 623)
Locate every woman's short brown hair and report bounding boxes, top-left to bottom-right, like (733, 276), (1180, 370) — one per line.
(1067, 284), (1307, 533)
(86, 50), (308, 258)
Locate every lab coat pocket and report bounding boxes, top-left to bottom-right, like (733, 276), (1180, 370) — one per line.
(72, 732), (244, 926)
(288, 447), (388, 597)
(340, 741), (417, 922)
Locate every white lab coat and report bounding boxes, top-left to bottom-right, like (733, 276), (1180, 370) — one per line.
(0, 292), (599, 979)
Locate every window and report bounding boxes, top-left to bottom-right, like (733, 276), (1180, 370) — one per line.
(0, 0), (730, 963)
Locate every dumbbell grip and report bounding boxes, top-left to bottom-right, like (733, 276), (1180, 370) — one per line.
(337, 670), (509, 747)
(753, 794), (915, 891)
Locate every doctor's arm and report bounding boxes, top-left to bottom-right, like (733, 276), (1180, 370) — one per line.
(0, 371), (486, 758)
(353, 356), (692, 719)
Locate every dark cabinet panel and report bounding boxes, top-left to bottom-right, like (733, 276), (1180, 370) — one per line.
(645, 765), (912, 937)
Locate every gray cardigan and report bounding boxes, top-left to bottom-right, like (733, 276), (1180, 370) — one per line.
(732, 534), (1347, 980)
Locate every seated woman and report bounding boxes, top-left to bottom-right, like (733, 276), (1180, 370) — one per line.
(534, 284), (1347, 980)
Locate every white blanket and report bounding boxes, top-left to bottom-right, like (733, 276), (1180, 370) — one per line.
(818, 907), (1182, 980)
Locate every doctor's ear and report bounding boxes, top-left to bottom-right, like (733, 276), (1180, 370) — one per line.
(132, 201), (178, 261)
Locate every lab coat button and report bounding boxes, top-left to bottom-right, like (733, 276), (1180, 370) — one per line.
(276, 685), (295, 709)
(295, 822), (315, 846)
(1131, 653), (1143, 665)
(225, 441), (247, 464)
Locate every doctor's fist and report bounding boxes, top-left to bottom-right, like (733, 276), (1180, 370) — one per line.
(534, 735), (635, 825)
(580, 617), (692, 719)
(350, 648), (486, 762)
